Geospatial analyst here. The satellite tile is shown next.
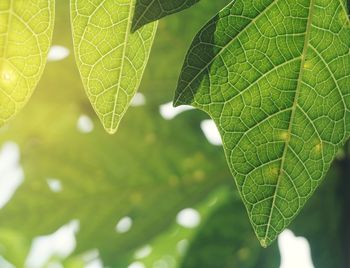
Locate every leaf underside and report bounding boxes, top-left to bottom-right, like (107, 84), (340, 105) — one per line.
(0, 0), (54, 126)
(175, 0), (350, 246)
(71, 0), (157, 134)
(132, 0), (200, 31)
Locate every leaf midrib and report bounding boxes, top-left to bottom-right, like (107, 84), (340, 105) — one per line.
(262, 0), (316, 246)
(110, 0), (134, 133)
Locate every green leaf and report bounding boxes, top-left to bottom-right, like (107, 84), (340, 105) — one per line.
(174, 0), (350, 246)
(0, 0), (54, 126)
(132, 0), (200, 31)
(71, 0), (157, 134)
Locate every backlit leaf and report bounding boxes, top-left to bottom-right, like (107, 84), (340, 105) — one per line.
(175, 0), (350, 246)
(0, 0), (54, 126)
(71, 0), (157, 134)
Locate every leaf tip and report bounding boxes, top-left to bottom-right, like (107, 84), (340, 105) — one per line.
(103, 121), (119, 135)
(130, 22), (140, 33)
(259, 238), (269, 248)
(99, 112), (123, 135)
(172, 99), (181, 108)
(257, 231), (278, 248)
(172, 93), (188, 107)
(104, 127), (118, 135)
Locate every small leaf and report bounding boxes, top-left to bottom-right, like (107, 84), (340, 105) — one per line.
(71, 0), (157, 134)
(0, 0), (54, 126)
(175, 0), (350, 246)
(132, 0), (200, 31)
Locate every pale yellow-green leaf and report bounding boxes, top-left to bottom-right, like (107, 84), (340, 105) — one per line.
(0, 0), (55, 126)
(71, 0), (157, 134)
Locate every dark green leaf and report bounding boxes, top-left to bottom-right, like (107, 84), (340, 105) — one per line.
(132, 0), (200, 31)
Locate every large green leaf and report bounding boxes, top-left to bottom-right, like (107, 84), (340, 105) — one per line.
(71, 0), (157, 134)
(174, 0), (350, 246)
(0, 0), (54, 126)
(132, 0), (200, 31)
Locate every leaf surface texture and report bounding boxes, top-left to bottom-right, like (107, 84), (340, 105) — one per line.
(132, 0), (199, 30)
(0, 0), (54, 126)
(175, 0), (350, 246)
(71, 0), (157, 133)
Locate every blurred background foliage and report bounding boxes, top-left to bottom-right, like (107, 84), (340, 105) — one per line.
(0, 0), (348, 267)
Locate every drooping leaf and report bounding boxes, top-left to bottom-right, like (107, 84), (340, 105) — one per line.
(0, 0), (54, 126)
(71, 0), (157, 134)
(132, 0), (200, 31)
(174, 0), (350, 246)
